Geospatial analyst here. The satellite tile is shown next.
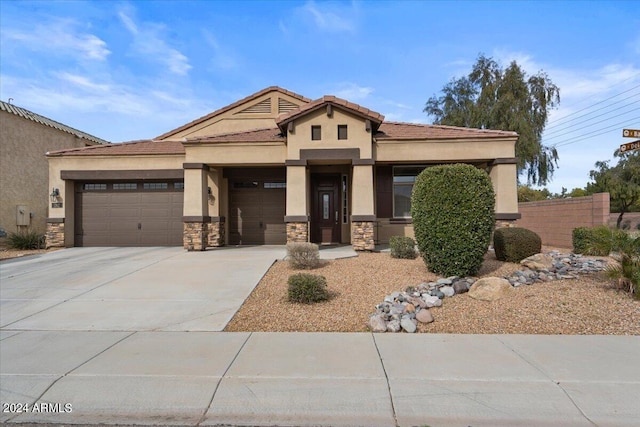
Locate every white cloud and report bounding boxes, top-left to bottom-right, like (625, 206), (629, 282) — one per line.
(202, 30), (239, 70)
(331, 83), (374, 101)
(2, 18), (110, 61)
(299, 1), (357, 33)
(117, 10), (192, 75)
(55, 72), (110, 93)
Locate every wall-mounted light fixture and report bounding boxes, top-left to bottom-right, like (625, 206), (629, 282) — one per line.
(50, 188), (60, 202)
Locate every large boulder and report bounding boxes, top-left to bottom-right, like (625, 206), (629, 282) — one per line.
(468, 277), (513, 301)
(520, 253), (554, 270)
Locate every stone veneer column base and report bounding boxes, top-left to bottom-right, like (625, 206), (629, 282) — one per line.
(351, 221), (375, 251)
(207, 221), (225, 247)
(45, 222), (65, 248)
(286, 222), (308, 243)
(495, 220), (518, 229)
(183, 222), (207, 251)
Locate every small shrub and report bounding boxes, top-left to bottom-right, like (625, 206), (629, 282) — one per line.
(493, 227), (541, 262)
(286, 242), (320, 269)
(6, 231), (45, 250)
(411, 164), (495, 277)
(604, 233), (640, 300)
(287, 273), (329, 304)
(389, 236), (417, 259)
(573, 225), (625, 256)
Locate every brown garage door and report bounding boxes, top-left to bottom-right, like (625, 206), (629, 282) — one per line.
(228, 179), (286, 245)
(75, 181), (183, 246)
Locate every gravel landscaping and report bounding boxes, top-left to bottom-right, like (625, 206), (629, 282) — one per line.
(225, 249), (640, 335)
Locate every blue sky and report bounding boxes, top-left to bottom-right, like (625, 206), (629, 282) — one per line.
(1, 0), (639, 193)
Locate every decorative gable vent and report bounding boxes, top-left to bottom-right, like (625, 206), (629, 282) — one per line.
(237, 98), (271, 114)
(278, 98), (299, 114)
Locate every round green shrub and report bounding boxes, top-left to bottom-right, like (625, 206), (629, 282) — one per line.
(389, 236), (417, 259)
(493, 227), (541, 262)
(287, 273), (329, 304)
(411, 164), (495, 277)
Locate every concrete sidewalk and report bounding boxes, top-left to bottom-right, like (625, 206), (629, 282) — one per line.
(1, 332), (638, 427)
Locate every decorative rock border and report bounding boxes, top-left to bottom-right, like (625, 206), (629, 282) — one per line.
(369, 251), (608, 333)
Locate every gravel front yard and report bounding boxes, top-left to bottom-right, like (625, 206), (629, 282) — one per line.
(225, 250), (640, 335)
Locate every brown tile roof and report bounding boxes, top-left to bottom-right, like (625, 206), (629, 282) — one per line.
(376, 122), (518, 140)
(276, 96), (385, 131)
(156, 86), (310, 140)
(46, 139), (185, 157)
(184, 128), (285, 144)
(1, 100), (109, 145)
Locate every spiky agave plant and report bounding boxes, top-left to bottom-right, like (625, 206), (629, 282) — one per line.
(603, 232), (640, 299)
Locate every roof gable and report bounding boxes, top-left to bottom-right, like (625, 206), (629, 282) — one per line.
(156, 86), (310, 140)
(276, 96), (384, 133)
(0, 100), (109, 145)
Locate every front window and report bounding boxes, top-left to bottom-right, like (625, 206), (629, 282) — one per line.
(337, 124), (348, 140)
(311, 125), (321, 141)
(393, 166), (426, 217)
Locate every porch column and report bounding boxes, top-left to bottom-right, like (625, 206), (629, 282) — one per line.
(284, 164), (308, 243)
(350, 164), (375, 250)
(183, 163), (209, 251)
(207, 168), (225, 247)
(489, 160), (521, 227)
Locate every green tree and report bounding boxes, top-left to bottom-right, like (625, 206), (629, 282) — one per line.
(587, 149), (640, 228)
(517, 185), (551, 202)
(425, 54), (560, 186)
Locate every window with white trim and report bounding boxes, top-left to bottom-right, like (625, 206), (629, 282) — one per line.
(393, 166), (427, 218)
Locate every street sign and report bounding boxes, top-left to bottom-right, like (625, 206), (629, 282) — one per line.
(620, 139), (640, 153)
(623, 129), (640, 138)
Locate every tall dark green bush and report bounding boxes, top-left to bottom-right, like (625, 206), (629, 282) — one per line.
(493, 227), (541, 262)
(389, 236), (417, 259)
(411, 164), (495, 276)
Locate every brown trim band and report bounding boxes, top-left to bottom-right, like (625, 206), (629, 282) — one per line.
(61, 169), (184, 180)
(495, 213), (522, 220)
(489, 158), (519, 166)
(285, 160), (307, 166)
(351, 215), (376, 222)
(46, 217), (65, 223)
(352, 159), (375, 165)
(210, 216), (226, 223)
(183, 163), (210, 171)
(284, 215), (309, 222)
(300, 148), (360, 161)
(182, 216), (212, 223)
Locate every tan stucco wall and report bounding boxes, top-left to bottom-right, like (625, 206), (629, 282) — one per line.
(490, 163), (519, 214)
(0, 111), (100, 235)
(185, 143), (286, 165)
(286, 108), (373, 160)
(160, 92), (306, 140)
(375, 138), (515, 162)
(351, 165), (374, 216)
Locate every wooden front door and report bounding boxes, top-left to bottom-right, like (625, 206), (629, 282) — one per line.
(311, 174), (341, 244)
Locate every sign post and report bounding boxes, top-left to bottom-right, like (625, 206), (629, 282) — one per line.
(622, 129), (640, 138)
(620, 139), (640, 153)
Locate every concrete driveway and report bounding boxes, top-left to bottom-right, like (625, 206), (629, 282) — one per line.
(1, 246), (286, 332)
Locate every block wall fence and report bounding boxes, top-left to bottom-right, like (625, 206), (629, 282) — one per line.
(516, 193), (610, 248)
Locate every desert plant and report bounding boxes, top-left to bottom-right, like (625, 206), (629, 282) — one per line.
(493, 227), (541, 262)
(574, 225), (625, 256)
(389, 236), (417, 259)
(286, 242), (320, 269)
(411, 164), (495, 277)
(287, 273), (329, 304)
(586, 228), (640, 299)
(6, 230), (45, 250)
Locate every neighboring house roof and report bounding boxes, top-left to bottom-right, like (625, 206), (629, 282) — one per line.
(276, 96), (385, 132)
(47, 139), (184, 156)
(376, 122), (518, 140)
(184, 128), (285, 144)
(156, 86), (310, 140)
(0, 100), (109, 145)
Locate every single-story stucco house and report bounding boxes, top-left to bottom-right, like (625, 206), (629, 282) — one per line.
(45, 86), (520, 250)
(0, 100), (107, 237)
